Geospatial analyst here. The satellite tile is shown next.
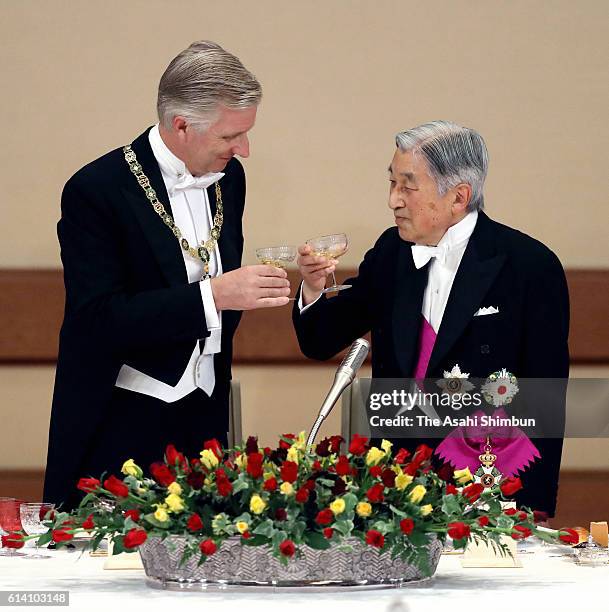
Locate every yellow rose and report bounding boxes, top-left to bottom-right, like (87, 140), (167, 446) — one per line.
(356, 501), (372, 517)
(280, 482), (294, 496)
(294, 431), (307, 452)
(235, 453), (247, 471)
(154, 506), (169, 522)
(250, 494), (267, 514)
(365, 447), (385, 466)
(330, 498), (346, 515)
(121, 459), (143, 479)
(236, 521), (249, 534)
(395, 473), (413, 491)
(287, 446), (299, 464)
(263, 471), (275, 481)
(200, 449), (219, 470)
(167, 482), (182, 495)
(381, 439), (393, 454)
(420, 504), (433, 516)
(454, 467), (473, 485)
(165, 493), (185, 513)
(409, 484), (426, 504)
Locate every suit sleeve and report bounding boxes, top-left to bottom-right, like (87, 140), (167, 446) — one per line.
(517, 248), (570, 517)
(58, 178), (211, 355)
(292, 230), (391, 360)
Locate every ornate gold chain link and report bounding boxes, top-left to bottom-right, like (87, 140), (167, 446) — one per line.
(123, 144), (224, 277)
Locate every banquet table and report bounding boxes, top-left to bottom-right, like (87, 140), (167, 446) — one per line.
(0, 541), (606, 612)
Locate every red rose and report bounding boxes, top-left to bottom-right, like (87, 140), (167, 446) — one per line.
(477, 516), (490, 527)
(517, 511), (528, 522)
(123, 528), (147, 549)
(366, 483), (385, 503)
(399, 518), (414, 535)
(500, 476), (523, 497)
(394, 448), (411, 464)
(199, 539), (217, 556)
(365, 529), (385, 548)
(329, 435), (344, 454)
(263, 477), (278, 492)
(103, 475), (129, 498)
(150, 462), (176, 486)
(295, 487), (309, 503)
(1, 532), (24, 549)
(323, 527), (334, 539)
(348, 434), (368, 456)
(246, 452), (264, 479)
(381, 468), (397, 488)
(82, 514), (95, 530)
(445, 484), (458, 495)
(315, 509), (334, 525)
(186, 471), (205, 490)
(304, 479), (316, 491)
(187, 513), (203, 532)
(124, 509), (141, 522)
(559, 528), (579, 545)
(335, 455), (351, 477)
(403, 462), (419, 476)
(165, 444), (188, 471)
(504, 508), (518, 516)
(280, 461), (298, 483)
(279, 433), (296, 449)
(215, 468), (233, 497)
(447, 522), (471, 540)
(462, 483), (485, 503)
(312, 460), (322, 471)
(437, 463), (454, 482)
(369, 465), (383, 478)
(315, 438), (332, 457)
(412, 444), (433, 465)
(203, 439), (223, 460)
(533, 510), (549, 524)
(279, 539), (296, 557)
(245, 436), (259, 454)
(275, 508), (287, 521)
(242, 531), (252, 539)
(511, 525), (532, 540)
(77, 477), (100, 493)
(52, 529), (74, 543)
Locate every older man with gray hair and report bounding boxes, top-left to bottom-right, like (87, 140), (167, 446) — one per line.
(44, 41), (290, 509)
(294, 121), (569, 517)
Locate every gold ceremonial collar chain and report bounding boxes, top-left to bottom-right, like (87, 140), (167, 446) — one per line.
(123, 144), (224, 278)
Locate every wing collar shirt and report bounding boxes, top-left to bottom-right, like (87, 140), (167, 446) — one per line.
(115, 124), (224, 402)
(299, 211), (478, 335)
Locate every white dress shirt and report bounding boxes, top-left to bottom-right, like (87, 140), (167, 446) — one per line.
(115, 125), (224, 402)
(299, 212), (478, 334)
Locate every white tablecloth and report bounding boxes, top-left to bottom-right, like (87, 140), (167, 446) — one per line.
(0, 542), (606, 612)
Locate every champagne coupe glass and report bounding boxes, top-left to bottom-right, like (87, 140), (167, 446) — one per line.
(19, 502), (55, 559)
(306, 233), (352, 294)
(0, 497), (26, 557)
(256, 245), (297, 301)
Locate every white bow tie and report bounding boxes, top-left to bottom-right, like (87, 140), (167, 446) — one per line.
(411, 243), (450, 269)
(169, 172), (224, 196)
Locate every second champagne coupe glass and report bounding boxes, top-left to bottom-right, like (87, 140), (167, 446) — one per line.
(19, 502), (55, 559)
(0, 497), (26, 557)
(306, 233), (352, 294)
(256, 245), (297, 301)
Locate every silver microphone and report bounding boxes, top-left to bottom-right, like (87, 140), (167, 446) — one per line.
(307, 338), (370, 447)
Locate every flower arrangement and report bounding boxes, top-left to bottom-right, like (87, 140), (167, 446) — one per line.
(2, 434), (578, 575)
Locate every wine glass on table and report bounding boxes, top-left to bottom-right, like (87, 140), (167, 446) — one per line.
(0, 497), (26, 557)
(19, 502), (55, 559)
(306, 233), (351, 294)
(255, 245), (297, 301)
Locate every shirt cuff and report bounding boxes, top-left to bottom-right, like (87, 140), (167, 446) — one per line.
(298, 281), (323, 314)
(199, 279), (221, 330)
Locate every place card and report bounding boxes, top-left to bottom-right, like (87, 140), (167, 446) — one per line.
(590, 521), (608, 548)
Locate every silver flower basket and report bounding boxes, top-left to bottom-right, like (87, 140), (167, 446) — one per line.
(139, 535), (442, 591)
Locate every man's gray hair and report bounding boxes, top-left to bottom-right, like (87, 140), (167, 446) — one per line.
(157, 40), (262, 131)
(395, 121), (489, 211)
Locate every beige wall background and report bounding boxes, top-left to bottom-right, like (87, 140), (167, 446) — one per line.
(1, 1), (608, 470)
